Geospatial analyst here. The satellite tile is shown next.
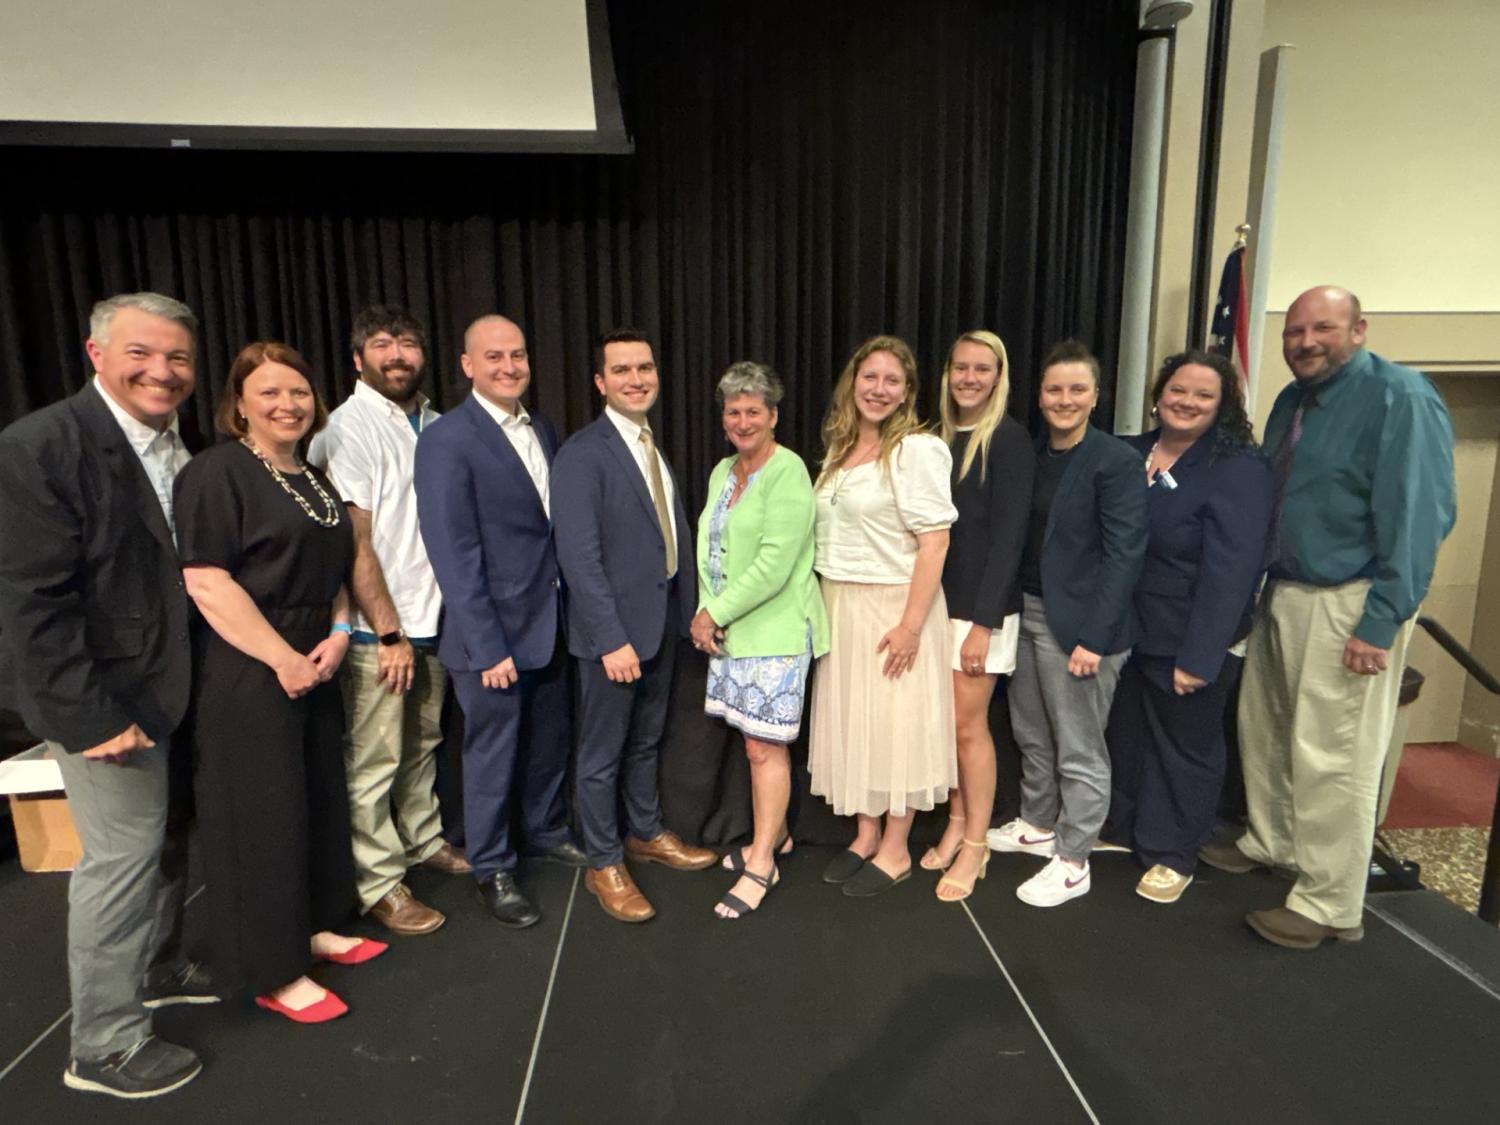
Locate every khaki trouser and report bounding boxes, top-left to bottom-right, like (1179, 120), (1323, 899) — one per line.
(341, 643), (448, 910)
(1236, 579), (1414, 929)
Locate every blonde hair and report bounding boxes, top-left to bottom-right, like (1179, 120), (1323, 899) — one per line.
(938, 330), (1011, 482)
(817, 335), (927, 487)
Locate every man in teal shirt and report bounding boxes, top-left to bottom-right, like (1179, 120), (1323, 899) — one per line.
(1201, 286), (1456, 948)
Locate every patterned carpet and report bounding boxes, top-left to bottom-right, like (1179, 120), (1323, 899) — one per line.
(1381, 825), (1491, 913)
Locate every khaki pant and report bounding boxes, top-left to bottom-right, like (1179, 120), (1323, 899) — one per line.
(341, 643), (447, 910)
(1236, 579), (1414, 928)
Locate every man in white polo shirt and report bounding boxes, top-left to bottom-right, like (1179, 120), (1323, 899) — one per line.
(309, 305), (471, 936)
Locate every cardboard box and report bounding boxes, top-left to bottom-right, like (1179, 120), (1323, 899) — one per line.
(0, 744), (81, 872)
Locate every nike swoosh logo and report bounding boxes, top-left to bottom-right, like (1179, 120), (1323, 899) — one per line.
(1065, 873), (1088, 889)
(1020, 835), (1055, 846)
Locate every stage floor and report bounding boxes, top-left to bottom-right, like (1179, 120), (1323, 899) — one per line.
(1, 847), (1497, 1123)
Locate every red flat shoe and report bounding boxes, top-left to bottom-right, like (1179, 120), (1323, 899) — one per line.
(254, 989), (349, 1024)
(315, 937), (389, 966)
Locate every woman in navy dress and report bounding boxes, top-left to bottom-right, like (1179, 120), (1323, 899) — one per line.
(1103, 350), (1273, 904)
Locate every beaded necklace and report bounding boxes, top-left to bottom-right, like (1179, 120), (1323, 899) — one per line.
(240, 437), (342, 528)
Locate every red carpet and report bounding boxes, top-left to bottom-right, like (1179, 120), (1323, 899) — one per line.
(1384, 741), (1500, 829)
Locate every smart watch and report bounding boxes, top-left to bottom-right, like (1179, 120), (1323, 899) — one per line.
(378, 630), (405, 646)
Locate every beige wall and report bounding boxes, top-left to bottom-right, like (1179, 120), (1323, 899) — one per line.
(1259, 0), (1500, 312)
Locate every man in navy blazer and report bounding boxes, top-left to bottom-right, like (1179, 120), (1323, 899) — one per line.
(413, 315), (583, 929)
(551, 328), (716, 923)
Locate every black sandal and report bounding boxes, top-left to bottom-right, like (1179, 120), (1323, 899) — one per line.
(715, 865), (780, 920)
(721, 834), (794, 873)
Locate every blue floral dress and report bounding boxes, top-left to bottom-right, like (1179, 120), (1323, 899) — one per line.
(703, 469), (814, 743)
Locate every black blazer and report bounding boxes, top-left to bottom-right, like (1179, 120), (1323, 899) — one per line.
(1125, 429), (1273, 686)
(943, 415), (1034, 627)
(414, 395), (563, 674)
(551, 412), (696, 662)
(1036, 424), (1148, 655)
(0, 387), (192, 752)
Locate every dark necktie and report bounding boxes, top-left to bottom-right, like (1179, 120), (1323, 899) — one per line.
(1264, 397), (1308, 568)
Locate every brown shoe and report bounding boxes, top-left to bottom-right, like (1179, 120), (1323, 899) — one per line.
(1245, 906), (1364, 950)
(585, 864), (656, 923)
(416, 842), (474, 875)
(367, 883), (445, 935)
(1197, 840), (1263, 875)
(624, 830), (717, 871)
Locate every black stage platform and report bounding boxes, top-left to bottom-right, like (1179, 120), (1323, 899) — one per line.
(2, 848), (1497, 1123)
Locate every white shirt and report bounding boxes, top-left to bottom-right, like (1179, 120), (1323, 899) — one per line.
(603, 404), (679, 577)
(92, 378), (192, 543)
(470, 391), (550, 517)
(814, 433), (956, 583)
(308, 380), (442, 637)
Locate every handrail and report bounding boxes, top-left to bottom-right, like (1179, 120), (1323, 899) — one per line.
(1417, 616), (1500, 695)
(1413, 616), (1500, 926)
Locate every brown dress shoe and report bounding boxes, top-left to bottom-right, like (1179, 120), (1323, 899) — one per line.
(367, 883), (446, 935)
(624, 830), (717, 871)
(417, 842), (474, 875)
(1197, 840), (1263, 875)
(585, 864), (656, 923)
(1246, 906), (1363, 950)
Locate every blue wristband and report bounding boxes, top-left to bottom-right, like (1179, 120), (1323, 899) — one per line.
(330, 622), (353, 636)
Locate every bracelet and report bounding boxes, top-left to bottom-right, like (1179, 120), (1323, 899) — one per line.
(330, 622), (353, 636)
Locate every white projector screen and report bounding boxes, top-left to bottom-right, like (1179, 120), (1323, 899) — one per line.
(0, 0), (629, 152)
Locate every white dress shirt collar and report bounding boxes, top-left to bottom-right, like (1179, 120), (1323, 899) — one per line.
(92, 376), (183, 454)
(352, 377), (438, 428)
(604, 403), (650, 445)
(471, 389), (532, 430)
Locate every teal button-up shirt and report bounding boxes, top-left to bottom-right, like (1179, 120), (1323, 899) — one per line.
(1264, 347), (1455, 648)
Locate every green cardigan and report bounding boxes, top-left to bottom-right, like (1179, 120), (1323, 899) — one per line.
(696, 445), (830, 659)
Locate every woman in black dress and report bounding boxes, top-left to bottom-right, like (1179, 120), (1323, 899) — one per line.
(923, 331), (1034, 902)
(175, 341), (376, 1024)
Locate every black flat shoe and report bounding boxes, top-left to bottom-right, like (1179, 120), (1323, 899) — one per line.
(841, 861), (911, 897)
(821, 849), (868, 884)
(533, 840), (589, 868)
(477, 872), (542, 928)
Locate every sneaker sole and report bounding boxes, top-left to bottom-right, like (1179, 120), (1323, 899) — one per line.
(1136, 880), (1191, 905)
(1016, 880), (1090, 907)
(63, 1061), (202, 1099)
(141, 995), (222, 1009)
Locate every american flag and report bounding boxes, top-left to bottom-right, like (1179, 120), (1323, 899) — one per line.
(1209, 242), (1249, 385)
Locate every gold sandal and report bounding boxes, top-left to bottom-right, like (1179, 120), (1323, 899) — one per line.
(919, 815), (966, 871)
(936, 839), (990, 902)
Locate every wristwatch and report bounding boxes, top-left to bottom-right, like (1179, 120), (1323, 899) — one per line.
(378, 630), (405, 646)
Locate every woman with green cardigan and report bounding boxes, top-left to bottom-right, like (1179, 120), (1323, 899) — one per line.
(689, 362), (829, 921)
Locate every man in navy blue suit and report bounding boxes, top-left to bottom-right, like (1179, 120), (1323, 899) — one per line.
(551, 329), (716, 923)
(413, 315), (584, 928)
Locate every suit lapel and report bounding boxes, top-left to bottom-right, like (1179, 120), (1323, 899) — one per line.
(75, 387), (178, 554)
(598, 415), (660, 526)
(462, 396), (548, 523)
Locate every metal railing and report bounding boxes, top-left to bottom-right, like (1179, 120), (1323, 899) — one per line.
(1414, 616), (1500, 925)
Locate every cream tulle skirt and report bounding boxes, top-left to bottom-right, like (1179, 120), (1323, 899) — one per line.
(808, 579), (958, 817)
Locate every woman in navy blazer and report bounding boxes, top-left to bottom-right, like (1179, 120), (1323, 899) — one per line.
(988, 340), (1147, 909)
(1103, 350), (1272, 904)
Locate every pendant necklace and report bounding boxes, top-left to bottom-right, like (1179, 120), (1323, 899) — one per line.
(827, 441), (880, 506)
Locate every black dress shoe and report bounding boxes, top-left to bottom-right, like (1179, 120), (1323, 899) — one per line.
(533, 840), (588, 868)
(821, 849), (867, 884)
(476, 872), (542, 928)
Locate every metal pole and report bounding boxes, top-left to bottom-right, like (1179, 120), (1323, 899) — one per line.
(1242, 45), (1294, 419)
(1185, 0), (1234, 350)
(1114, 1), (1195, 436)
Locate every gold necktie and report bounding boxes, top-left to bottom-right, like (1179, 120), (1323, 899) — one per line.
(638, 427), (676, 576)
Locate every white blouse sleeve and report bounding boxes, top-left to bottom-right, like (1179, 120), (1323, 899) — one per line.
(890, 434), (957, 534)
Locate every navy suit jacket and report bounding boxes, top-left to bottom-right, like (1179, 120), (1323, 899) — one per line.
(550, 412), (696, 662)
(412, 394), (561, 673)
(1037, 424), (1149, 656)
(1125, 429), (1273, 687)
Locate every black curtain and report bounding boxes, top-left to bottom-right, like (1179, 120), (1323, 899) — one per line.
(0, 0), (1138, 846)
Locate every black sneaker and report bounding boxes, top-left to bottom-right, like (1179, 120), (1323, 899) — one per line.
(64, 1036), (202, 1099)
(142, 961), (221, 1008)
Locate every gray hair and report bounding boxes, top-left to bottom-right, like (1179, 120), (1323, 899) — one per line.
(89, 292), (198, 348)
(716, 360), (784, 407)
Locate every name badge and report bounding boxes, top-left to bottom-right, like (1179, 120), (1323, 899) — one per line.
(1157, 469), (1178, 491)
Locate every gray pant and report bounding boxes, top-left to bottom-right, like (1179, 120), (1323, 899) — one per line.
(1008, 595), (1125, 862)
(50, 739), (185, 1059)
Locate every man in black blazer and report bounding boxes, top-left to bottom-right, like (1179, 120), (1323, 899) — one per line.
(0, 293), (205, 1098)
(551, 329), (716, 923)
(413, 315), (583, 929)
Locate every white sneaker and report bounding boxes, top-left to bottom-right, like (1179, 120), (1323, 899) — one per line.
(1016, 856), (1090, 907)
(985, 819), (1057, 857)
